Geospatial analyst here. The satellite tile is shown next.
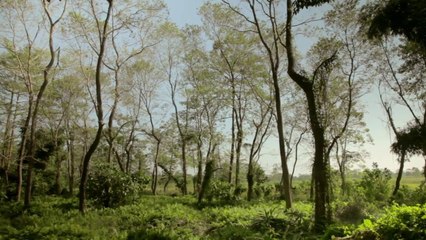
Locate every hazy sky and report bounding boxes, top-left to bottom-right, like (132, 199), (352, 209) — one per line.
(163, 0), (424, 174)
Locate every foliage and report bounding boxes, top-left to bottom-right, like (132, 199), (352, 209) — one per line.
(205, 180), (238, 203)
(251, 207), (313, 239)
(2, 193), (426, 239)
(87, 164), (149, 208)
(358, 163), (392, 202)
(366, 0), (426, 50)
(322, 224), (355, 240)
(391, 184), (426, 205)
(334, 201), (368, 224)
(293, 0), (333, 14)
(392, 124), (426, 156)
(353, 204), (426, 239)
(253, 184), (275, 199)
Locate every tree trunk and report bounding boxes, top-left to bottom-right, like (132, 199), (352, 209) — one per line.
(181, 142), (188, 194)
(196, 140), (203, 194)
(393, 149), (406, 196)
(1, 92), (14, 169)
(67, 127), (75, 195)
(247, 161), (254, 201)
(235, 129), (243, 187)
(79, 0), (112, 213)
(79, 125), (103, 212)
(285, 0), (330, 230)
(16, 97), (32, 202)
(339, 167), (346, 196)
(274, 73), (292, 209)
(229, 107), (236, 184)
(308, 90), (330, 231)
(1, 92), (18, 193)
(54, 152), (62, 194)
(151, 140), (160, 195)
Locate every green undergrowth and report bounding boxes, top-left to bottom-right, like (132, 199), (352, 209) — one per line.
(0, 195), (316, 240)
(1, 195), (426, 239)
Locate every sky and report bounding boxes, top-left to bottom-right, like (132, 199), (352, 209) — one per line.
(163, 0), (424, 175)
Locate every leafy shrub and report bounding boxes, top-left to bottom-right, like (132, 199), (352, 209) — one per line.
(251, 206), (312, 239)
(206, 180), (236, 203)
(392, 184), (426, 205)
(253, 184), (274, 199)
(353, 204), (426, 239)
(358, 163), (391, 202)
(292, 180), (312, 202)
(87, 164), (149, 208)
(334, 201), (368, 224)
(322, 224), (355, 240)
(233, 184), (246, 198)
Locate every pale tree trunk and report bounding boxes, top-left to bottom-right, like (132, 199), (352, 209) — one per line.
(24, 0), (67, 208)
(151, 140), (160, 195)
(229, 100), (236, 184)
(196, 137), (203, 194)
(16, 98), (33, 202)
(66, 123), (75, 195)
(335, 142), (346, 196)
(226, 0), (293, 208)
(104, 29), (146, 169)
(235, 127), (243, 187)
(1, 92), (19, 186)
(247, 108), (273, 201)
(290, 129), (307, 188)
(168, 68), (189, 195)
(1, 92), (14, 170)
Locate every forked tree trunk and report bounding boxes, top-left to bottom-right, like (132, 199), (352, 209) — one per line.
(286, 0), (330, 229)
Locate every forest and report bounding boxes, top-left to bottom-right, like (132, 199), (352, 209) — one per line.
(0, 0), (425, 239)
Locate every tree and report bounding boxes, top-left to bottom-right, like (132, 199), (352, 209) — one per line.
(160, 23), (192, 195)
(200, 3), (253, 188)
(102, 1), (165, 170)
(133, 59), (164, 195)
(70, 0), (113, 213)
(363, 0), (426, 183)
(0, 0), (66, 206)
(366, 0), (426, 51)
(221, 0), (293, 209)
(245, 86), (274, 201)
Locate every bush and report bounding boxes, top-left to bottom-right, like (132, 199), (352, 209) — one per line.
(253, 184), (274, 199)
(392, 184), (426, 205)
(206, 180), (236, 203)
(251, 206), (312, 239)
(358, 163), (392, 202)
(353, 204), (426, 239)
(334, 201), (368, 224)
(87, 164), (148, 208)
(322, 224), (355, 240)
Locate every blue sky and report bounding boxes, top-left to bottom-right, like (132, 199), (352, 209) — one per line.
(164, 0), (207, 27)
(163, 0), (424, 174)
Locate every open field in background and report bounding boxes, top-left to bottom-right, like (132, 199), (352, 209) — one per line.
(399, 176), (425, 188)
